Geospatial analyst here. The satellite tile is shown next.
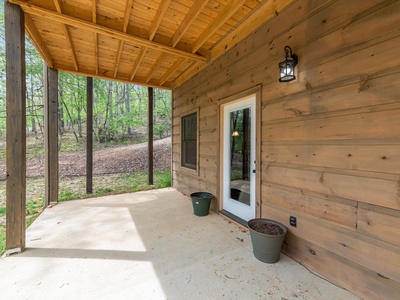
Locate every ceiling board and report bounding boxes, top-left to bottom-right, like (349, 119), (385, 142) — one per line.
(9, 0), (294, 89)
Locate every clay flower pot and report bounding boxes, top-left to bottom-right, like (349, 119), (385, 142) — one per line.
(247, 218), (287, 263)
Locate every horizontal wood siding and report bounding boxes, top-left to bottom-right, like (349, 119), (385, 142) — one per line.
(172, 0), (400, 298)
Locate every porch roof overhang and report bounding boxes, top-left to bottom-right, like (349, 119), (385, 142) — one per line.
(8, 0), (294, 89)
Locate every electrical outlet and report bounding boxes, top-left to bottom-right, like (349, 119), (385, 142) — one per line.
(290, 216), (297, 227)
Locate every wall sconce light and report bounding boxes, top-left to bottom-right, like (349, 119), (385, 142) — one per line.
(231, 131), (239, 137)
(278, 46), (298, 82)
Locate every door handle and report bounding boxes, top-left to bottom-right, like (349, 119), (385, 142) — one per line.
(252, 169), (256, 173)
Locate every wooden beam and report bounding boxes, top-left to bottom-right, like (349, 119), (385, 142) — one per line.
(159, 57), (186, 86)
(92, 0), (98, 75)
(10, 0), (207, 62)
(211, 0), (293, 60)
(53, 0), (62, 13)
(172, 0), (208, 48)
(146, 52), (167, 83)
(94, 33), (98, 75)
(129, 46), (147, 81)
(57, 65), (170, 90)
(53, 0), (78, 71)
(44, 65), (59, 206)
(63, 25), (79, 71)
(148, 87), (154, 185)
(113, 0), (133, 78)
(149, 0), (172, 41)
(192, 0), (245, 53)
(86, 77), (93, 194)
(172, 60), (207, 88)
(92, 0), (97, 24)
(25, 14), (54, 68)
(123, 0), (133, 33)
(113, 42), (124, 78)
(5, 2), (26, 255)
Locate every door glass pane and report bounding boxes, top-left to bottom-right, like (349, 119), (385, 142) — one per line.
(229, 107), (251, 206)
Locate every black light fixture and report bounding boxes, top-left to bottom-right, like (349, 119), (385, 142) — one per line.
(278, 46), (298, 82)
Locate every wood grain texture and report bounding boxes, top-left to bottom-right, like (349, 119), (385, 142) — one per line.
(44, 66), (59, 206)
(8, 0), (282, 88)
(5, 1), (26, 252)
(172, 0), (400, 298)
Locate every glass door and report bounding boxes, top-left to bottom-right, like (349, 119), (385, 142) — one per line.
(222, 95), (256, 221)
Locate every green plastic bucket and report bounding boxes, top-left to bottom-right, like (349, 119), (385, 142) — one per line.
(190, 192), (213, 216)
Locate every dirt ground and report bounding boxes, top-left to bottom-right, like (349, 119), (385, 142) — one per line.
(0, 137), (171, 179)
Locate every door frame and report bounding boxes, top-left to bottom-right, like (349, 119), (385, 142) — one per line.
(217, 86), (262, 219)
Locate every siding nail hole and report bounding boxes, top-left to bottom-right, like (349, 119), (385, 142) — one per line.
(348, 154), (352, 157)
(322, 19), (327, 24)
(309, 249), (316, 255)
(382, 156), (387, 160)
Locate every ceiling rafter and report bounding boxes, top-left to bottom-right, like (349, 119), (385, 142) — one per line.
(192, 0), (245, 53)
(25, 14), (54, 68)
(159, 57), (186, 86)
(92, 0), (98, 75)
(173, 60), (204, 87)
(57, 66), (169, 90)
(146, 53), (167, 83)
(172, 0), (208, 48)
(149, 0), (172, 41)
(211, 0), (293, 60)
(113, 0), (134, 78)
(173, 0), (295, 88)
(9, 0), (207, 63)
(10, 0), (285, 89)
(53, 0), (79, 71)
(129, 47), (147, 81)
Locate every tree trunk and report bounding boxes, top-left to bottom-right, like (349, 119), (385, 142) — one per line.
(126, 84), (132, 135)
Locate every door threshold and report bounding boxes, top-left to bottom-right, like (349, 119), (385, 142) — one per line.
(219, 210), (248, 231)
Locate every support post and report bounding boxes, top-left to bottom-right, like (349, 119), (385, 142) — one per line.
(86, 77), (93, 193)
(148, 87), (154, 185)
(5, 2), (26, 255)
(44, 66), (59, 206)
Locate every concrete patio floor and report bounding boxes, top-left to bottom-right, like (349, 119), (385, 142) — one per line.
(0, 188), (360, 300)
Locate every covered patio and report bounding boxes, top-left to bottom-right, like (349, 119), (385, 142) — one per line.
(0, 188), (359, 299)
(4, 0), (400, 298)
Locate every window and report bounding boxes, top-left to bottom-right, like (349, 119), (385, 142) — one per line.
(181, 112), (197, 170)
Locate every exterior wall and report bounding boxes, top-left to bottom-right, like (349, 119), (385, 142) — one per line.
(172, 0), (400, 298)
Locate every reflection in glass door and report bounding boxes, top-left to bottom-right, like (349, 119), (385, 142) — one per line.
(222, 95), (256, 221)
(230, 108), (251, 205)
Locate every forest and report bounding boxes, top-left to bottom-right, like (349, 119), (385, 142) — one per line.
(0, 3), (172, 254)
(0, 4), (172, 145)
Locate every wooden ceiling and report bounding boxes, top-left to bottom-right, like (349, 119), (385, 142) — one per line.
(9, 0), (293, 89)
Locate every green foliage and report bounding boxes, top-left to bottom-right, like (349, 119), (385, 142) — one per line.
(0, 226), (4, 256)
(59, 172), (172, 201)
(0, 6), (173, 255)
(0, 14), (172, 141)
(59, 188), (80, 202)
(0, 180), (44, 254)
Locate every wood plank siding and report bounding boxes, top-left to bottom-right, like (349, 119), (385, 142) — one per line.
(172, 0), (400, 299)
